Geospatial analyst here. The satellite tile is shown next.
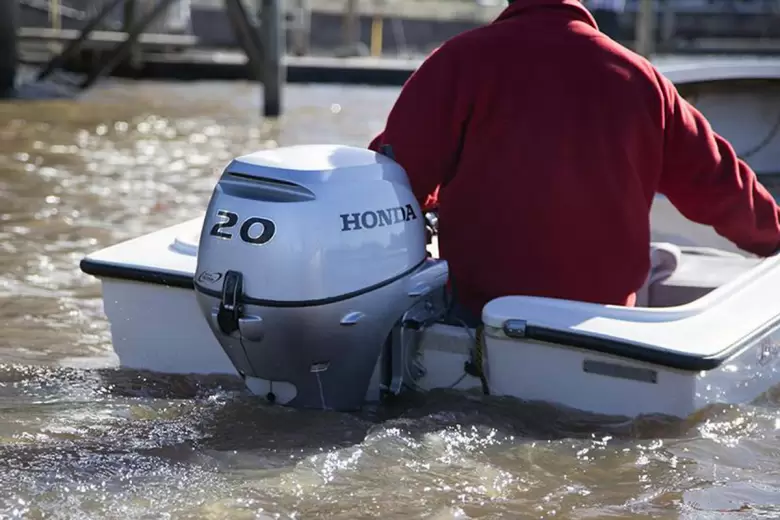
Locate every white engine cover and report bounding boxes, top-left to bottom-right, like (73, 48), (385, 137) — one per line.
(193, 144), (446, 411)
(195, 144), (427, 302)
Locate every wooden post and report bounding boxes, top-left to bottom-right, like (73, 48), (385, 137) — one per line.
(47, 0), (61, 57)
(0, 0), (18, 97)
(51, 0), (61, 31)
(343, 0), (358, 51)
(123, 0), (143, 69)
(659, 0), (676, 51)
(370, 16), (383, 57)
(261, 0), (284, 117)
(290, 0), (311, 56)
(635, 0), (655, 57)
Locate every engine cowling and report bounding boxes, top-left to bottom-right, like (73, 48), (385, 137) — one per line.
(194, 144), (448, 410)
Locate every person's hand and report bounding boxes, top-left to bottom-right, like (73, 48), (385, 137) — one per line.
(424, 211), (438, 245)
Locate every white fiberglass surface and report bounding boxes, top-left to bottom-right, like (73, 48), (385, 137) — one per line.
(85, 217), (204, 275)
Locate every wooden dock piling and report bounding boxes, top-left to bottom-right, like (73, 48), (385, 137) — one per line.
(635, 0), (656, 57)
(123, 0), (144, 69)
(261, 0), (284, 117)
(0, 0), (19, 97)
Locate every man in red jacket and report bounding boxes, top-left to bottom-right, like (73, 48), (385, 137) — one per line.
(369, 0), (780, 324)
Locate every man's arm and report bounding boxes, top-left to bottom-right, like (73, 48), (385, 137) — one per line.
(369, 45), (470, 211)
(657, 72), (780, 256)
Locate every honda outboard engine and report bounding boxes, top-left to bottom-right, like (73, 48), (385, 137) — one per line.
(194, 144), (448, 411)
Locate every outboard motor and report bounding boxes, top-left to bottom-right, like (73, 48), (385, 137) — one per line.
(194, 144), (448, 410)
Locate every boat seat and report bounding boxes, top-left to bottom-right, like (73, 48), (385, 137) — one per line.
(647, 249), (762, 307)
(435, 243), (762, 324)
(635, 242), (682, 307)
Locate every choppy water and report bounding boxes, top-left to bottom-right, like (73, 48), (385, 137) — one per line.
(3, 79), (780, 519)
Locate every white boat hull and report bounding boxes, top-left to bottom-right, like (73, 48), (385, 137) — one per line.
(85, 213), (780, 419)
(100, 278), (236, 375)
(99, 262), (780, 420)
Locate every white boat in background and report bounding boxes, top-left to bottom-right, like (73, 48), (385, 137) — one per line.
(662, 59), (780, 178)
(645, 58), (780, 253)
(80, 144), (780, 420)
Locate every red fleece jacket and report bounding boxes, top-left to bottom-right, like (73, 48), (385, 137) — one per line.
(369, 0), (780, 317)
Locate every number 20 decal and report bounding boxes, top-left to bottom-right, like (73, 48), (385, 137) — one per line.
(209, 209), (276, 245)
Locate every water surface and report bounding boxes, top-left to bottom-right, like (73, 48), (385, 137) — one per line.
(1, 78), (780, 519)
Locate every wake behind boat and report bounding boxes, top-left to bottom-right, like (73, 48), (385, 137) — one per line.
(79, 144), (780, 419)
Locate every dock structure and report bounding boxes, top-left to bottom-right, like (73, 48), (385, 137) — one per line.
(260, 0), (284, 117)
(10, 0), (780, 96)
(12, 0), (286, 117)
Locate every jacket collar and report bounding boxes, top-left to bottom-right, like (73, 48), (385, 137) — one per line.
(494, 0), (598, 29)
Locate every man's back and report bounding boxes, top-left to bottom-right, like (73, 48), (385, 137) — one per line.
(369, 0), (780, 318)
(434, 1), (663, 313)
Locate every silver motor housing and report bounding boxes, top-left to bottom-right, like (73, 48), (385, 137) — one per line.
(193, 145), (448, 410)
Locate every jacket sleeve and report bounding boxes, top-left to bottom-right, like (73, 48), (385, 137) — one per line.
(656, 72), (780, 256)
(369, 46), (468, 211)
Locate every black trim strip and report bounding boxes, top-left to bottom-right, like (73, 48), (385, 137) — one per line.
(80, 258), (194, 289)
(226, 172), (302, 187)
(523, 325), (712, 371)
(80, 255), (427, 308)
(518, 321), (779, 372)
(193, 258), (427, 308)
(583, 359), (658, 384)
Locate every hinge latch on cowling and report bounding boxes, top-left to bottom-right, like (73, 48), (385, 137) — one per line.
(217, 270), (243, 335)
(214, 270), (266, 342)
